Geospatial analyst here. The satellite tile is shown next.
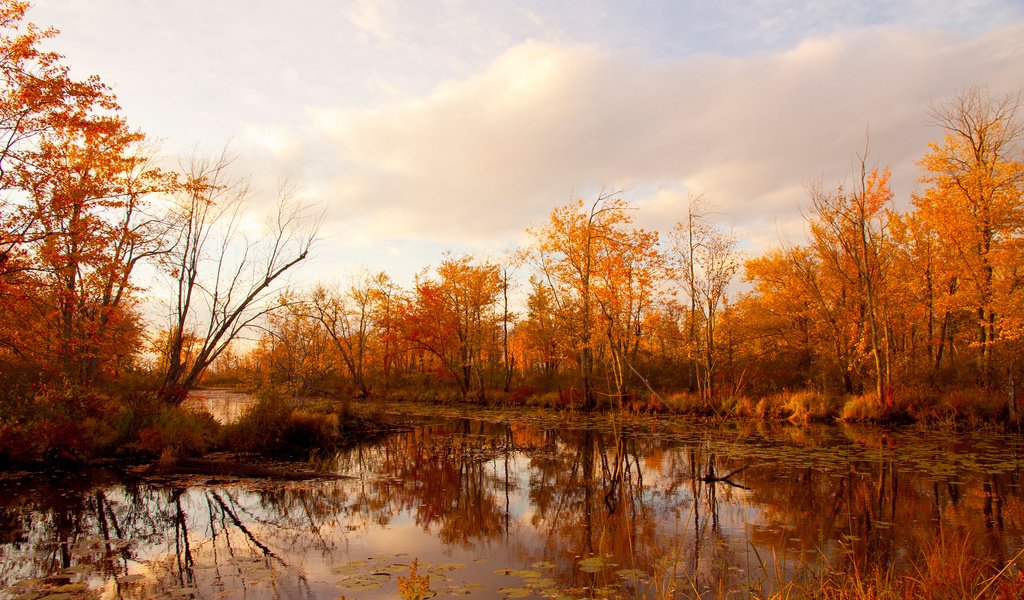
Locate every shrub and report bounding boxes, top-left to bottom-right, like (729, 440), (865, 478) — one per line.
(284, 410), (339, 448)
(625, 392), (665, 414)
(663, 392), (706, 414)
(722, 394), (758, 418)
(220, 394), (293, 452)
(840, 394), (883, 421)
(135, 406), (219, 458)
(18, 384), (120, 462)
(783, 390), (833, 422)
(507, 385), (536, 405)
(221, 393), (348, 454)
(935, 388), (1007, 423)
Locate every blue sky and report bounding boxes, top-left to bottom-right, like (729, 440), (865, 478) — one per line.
(28, 0), (1024, 287)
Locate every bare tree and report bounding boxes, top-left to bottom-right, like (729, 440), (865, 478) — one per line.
(157, 150), (321, 401)
(671, 195), (740, 405)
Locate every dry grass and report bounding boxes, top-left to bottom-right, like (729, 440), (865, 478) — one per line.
(770, 530), (1024, 600)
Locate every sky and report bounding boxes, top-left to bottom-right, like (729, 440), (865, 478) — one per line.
(27, 0), (1024, 289)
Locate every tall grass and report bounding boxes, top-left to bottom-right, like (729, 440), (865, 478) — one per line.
(636, 502), (1024, 600)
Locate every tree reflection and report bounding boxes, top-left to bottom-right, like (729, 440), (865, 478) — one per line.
(0, 421), (1022, 598)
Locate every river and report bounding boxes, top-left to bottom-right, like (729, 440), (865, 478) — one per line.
(1, 396), (1022, 599)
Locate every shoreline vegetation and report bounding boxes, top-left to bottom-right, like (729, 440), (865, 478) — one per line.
(1, 380), (1017, 470)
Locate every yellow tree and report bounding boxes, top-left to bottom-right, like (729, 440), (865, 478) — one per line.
(593, 223), (663, 403)
(398, 255), (502, 400)
(915, 87), (1024, 389)
(889, 210), (961, 382)
(744, 243), (864, 394)
(310, 275), (377, 398)
(806, 163), (895, 403)
(368, 271), (402, 387)
(437, 254), (502, 399)
(528, 194), (660, 409)
(518, 275), (564, 382)
(741, 248), (818, 390)
(249, 293), (333, 395)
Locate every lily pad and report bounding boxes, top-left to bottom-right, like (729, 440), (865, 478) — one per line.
(338, 573), (391, 590)
(578, 556), (611, 573)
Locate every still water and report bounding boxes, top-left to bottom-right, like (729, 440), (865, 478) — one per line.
(1, 404), (1022, 599)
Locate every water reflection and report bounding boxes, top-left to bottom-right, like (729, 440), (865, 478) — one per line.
(0, 419), (1022, 598)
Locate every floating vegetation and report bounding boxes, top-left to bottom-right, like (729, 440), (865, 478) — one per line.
(337, 573), (391, 590)
(577, 556), (614, 574)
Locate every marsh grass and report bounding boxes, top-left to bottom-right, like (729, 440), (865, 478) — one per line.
(758, 529), (1024, 600)
(630, 497), (1024, 600)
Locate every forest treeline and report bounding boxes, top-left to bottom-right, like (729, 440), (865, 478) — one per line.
(235, 90), (1023, 423)
(1, 1), (1022, 464)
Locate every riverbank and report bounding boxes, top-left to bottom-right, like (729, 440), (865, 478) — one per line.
(1, 383), (1019, 472)
(0, 387), (405, 471)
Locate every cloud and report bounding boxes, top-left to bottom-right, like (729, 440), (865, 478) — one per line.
(307, 21), (1024, 252)
(344, 0), (397, 44)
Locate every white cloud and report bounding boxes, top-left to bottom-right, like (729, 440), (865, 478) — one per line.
(344, 0), (397, 44)
(309, 22), (1024, 252)
(240, 124), (301, 160)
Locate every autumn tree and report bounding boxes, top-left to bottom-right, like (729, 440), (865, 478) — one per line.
(498, 260), (518, 393)
(0, 1), (171, 385)
(398, 254), (502, 400)
(368, 271), (402, 388)
(740, 248), (819, 392)
(528, 194), (662, 409)
(889, 210), (960, 382)
(806, 159), (895, 403)
(744, 240), (872, 395)
(592, 218), (662, 403)
(12, 116), (170, 383)
(248, 292), (333, 395)
(914, 87), (1024, 393)
(518, 275), (564, 382)
(310, 274), (378, 398)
